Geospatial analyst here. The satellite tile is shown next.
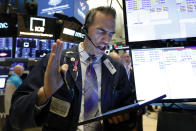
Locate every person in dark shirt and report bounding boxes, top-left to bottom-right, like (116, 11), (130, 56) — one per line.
(8, 6), (136, 131)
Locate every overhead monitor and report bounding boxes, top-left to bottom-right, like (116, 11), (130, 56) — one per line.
(38, 0), (88, 24)
(0, 37), (13, 59)
(38, 0), (74, 18)
(123, 0), (196, 43)
(59, 20), (84, 43)
(15, 37), (55, 59)
(0, 14), (17, 36)
(17, 14), (56, 39)
(131, 46), (196, 102)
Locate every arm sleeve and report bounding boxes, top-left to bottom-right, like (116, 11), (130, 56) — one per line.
(4, 83), (16, 115)
(104, 62), (137, 131)
(9, 55), (51, 129)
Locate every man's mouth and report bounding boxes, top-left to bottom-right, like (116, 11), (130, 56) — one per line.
(97, 46), (106, 51)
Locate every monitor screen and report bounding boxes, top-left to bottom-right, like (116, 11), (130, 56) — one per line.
(123, 0), (196, 42)
(38, 0), (73, 18)
(59, 20), (84, 43)
(131, 46), (196, 102)
(0, 77), (6, 89)
(38, 0), (88, 24)
(0, 37), (13, 58)
(15, 37), (55, 59)
(0, 14), (17, 36)
(17, 14), (56, 39)
(63, 41), (78, 49)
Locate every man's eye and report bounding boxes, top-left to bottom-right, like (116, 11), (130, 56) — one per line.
(97, 30), (105, 34)
(109, 33), (114, 37)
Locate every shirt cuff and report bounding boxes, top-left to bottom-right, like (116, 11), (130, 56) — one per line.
(35, 99), (49, 111)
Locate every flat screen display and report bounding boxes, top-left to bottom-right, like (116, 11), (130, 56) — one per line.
(0, 74), (8, 89)
(0, 37), (13, 58)
(132, 46), (196, 102)
(59, 20), (84, 43)
(0, 77), (6, 89)
(38, 0), (73, 18)
(0, 14), (17, 36)
(63, 41), (78, 49)
(123, 0), (196, 42)
(15, 37), (55, 59)
(17, 14), (56, 39)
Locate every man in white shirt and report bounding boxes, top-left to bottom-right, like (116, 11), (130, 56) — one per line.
(121, 52), (132, 81)
(9, 6), (136, 131)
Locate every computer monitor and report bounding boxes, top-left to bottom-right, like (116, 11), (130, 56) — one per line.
(0, 14), (17, 36)
(59, 20), (84, 43)
(0, 72), (8, 89)
(131, 46), (196, 102)
(15, 37), (55, 59)
(17, 14), (56, 39)
(63, 41), (78, 49)
(0, 77), (6, 89)
(0, 37), (13, 59)
(123, 0), (196, 43)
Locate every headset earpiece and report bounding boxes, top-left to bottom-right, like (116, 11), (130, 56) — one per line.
(81, 26), (88, 34)
(81, 26), (97, 49)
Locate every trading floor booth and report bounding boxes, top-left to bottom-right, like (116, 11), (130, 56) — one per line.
(157, 108), (196, 131)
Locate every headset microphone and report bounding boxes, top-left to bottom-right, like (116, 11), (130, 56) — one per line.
(81, 26), (99, 49)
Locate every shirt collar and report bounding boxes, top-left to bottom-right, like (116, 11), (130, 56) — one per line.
(79, 42), (89, 62)
(78, 42), (102, 64)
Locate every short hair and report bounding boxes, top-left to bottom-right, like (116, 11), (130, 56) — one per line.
(121, 52), (130, 57)
(84, 6), (116, 28)
(14, 65), (24, 76)
(109, 51), (120, 61)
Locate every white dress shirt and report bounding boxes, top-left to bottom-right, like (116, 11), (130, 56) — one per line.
(77, 43), (102, 131)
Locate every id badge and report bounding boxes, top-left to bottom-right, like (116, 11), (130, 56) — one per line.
(50, 97), (71, 117)
(103, 58), (116, 75)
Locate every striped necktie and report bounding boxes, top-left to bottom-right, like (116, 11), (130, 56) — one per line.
(84, 59), (101, 131)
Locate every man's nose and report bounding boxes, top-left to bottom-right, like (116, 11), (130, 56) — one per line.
(102, 33), (112, 43)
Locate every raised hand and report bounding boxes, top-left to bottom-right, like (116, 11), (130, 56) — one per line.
(37, 39), (68, 105)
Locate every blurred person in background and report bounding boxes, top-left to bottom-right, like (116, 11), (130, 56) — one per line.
(3, 65), (24, 131)
(109, 51), (121, 61)
(121, 52), (143, 131)
(121, 52), (133, 81)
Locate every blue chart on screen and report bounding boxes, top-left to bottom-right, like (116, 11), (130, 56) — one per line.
(15, 37), (55, 59)
(15, 38), (78, 59)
